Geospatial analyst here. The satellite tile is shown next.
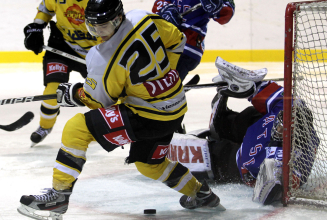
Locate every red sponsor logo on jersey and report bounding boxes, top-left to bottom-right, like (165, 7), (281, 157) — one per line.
(103, 129), (132, 145)
(98, 106), (124, 129)
(143, 70), (179, 97)
(64, 4), (85, 25)
(151, 145), (169, 160)
(46, 63), (68, 76)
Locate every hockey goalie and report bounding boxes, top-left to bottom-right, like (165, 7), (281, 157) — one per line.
(169, 57), (320, 205)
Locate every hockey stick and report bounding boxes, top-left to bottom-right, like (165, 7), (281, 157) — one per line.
(0, 111), (34, 131)
(43, 45), (86, 64)
(0, 76), (294, 105)
(184, 74), (200, 86)
(0, 75), (200, 105)
(0, 94), (57, 105)
(0, 76), (201, 105)
(181, 3), (202, 16)
(184, 74), (200, 92)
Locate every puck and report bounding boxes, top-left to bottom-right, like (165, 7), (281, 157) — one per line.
(144, 209), (156, 214)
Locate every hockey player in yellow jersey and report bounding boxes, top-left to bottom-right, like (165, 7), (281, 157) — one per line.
(24, 0), (102, 147)
(17, 0), (225, 218)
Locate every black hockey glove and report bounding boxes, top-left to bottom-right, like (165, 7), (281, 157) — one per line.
(57, 83), (85, 107)
(200, 0), (223, 16)
(23, 23), (47, 55)
(158, 4), (182, 28)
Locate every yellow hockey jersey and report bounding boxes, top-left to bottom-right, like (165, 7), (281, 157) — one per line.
(81, 9), (187, 121)
(34, 0), (102, 58)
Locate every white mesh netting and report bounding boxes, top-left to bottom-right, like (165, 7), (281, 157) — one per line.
(288, 1), (327, 205)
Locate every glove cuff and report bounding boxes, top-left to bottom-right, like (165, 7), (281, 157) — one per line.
(26, 22), (47, 29)
(70, 83), (85, 107)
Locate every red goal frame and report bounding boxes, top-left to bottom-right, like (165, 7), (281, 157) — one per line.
(283, 0), (327, 206)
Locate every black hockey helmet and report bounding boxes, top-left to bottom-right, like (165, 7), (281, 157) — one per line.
(85, 0), (125, 40)
(85, 0), (124, 25)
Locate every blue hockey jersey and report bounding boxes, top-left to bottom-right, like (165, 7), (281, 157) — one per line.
(236, 81), (319, 186)
(152, 0), (235, 61)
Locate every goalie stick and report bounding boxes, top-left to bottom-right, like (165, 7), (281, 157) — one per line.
(183, 76), (304, 90)
(0, 111), (34, 131)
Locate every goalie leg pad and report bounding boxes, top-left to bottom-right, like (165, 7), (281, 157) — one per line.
(252, 158), (282, 205)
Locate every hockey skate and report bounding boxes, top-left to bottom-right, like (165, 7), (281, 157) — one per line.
(30, 126), (53, 147)
(17, 188), (71, 220)
(213, 56), (268, 98)
(179, 180), (226, 210)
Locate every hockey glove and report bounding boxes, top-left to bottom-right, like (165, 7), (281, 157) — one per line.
(200, 0), (223, 16)
(57, 83), (85, 107)
(23, 23), (47, 55)
(158, 4), (182, 28)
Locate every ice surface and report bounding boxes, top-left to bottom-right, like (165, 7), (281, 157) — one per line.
(0, 63), (326, 220)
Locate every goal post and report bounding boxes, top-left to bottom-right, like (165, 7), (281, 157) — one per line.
(283, 0), (327, 207)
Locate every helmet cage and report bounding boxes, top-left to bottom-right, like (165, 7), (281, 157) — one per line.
(271, 110), (284, 142)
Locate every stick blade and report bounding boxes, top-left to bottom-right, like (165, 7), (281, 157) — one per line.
(184, 74), (200, 86)
(184, 74), (200, 92)
(0, 111), (34, 131)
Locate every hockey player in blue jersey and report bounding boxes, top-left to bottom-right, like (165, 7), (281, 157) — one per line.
(208, 57), (320, 205)
(152, 0), (235, 81)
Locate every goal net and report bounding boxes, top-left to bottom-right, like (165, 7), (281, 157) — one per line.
(283, 0), (327, 207)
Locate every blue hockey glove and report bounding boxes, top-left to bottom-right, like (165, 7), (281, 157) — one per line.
(158, 4), (182, 28)
(23, 23), (47, 55)
(200, 0), (223, 16)
(56, 83), (85, 107)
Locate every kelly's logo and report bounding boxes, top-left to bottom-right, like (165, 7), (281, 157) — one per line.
(151, 145), (169, 160)
(46, 63), (68, 75)
(103, 130), (132, 146)
(64, 4), (85, 25)
(98, 106), (124, 129)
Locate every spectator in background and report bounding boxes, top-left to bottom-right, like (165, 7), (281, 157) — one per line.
(23, 0), (102, 146)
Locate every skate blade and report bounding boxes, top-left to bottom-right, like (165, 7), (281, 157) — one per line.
(216, 203), (226, 211)
(197, 203), (226, 212)
(17, 204), (63, 220)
